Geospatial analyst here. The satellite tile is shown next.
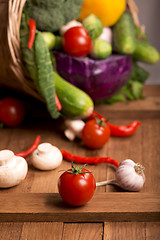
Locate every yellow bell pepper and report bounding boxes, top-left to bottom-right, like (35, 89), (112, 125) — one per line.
(79, 0), (126, 27)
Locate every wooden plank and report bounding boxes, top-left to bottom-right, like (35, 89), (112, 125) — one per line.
(62, 223), (103, 240)
(146, 222), (160, 240)
(104, 222), (146, 240)
(95, 96), (160, 119)
(0, 193), (159, 222)
(0, 223), (23, 240)
(20, 222), (63, 240)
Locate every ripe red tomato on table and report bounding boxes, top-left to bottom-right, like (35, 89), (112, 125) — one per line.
(58, 163), (96, 206)
(0, 97), (25, 127)
(62, 26), (92, 57)
(82, 118), (111, 149)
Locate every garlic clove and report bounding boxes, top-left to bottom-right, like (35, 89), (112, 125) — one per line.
(31, 143), (63, 171)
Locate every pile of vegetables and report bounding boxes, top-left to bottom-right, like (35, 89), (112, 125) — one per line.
(20, 0), (159, 119)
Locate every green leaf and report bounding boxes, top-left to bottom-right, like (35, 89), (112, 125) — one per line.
(105, 92), (126, 104)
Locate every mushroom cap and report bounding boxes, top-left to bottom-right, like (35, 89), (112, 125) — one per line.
(0, 151), (28, 188)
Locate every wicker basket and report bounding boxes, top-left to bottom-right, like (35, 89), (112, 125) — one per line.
(0, 0), (140, 101)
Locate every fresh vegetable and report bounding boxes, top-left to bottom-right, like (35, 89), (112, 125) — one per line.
(62, 26), (92, 57)
(54, 71), (94, 118)
(112, 12), (136, 54)
(15, 135), (41, 158)
(58, 162), (96, 206)
(53, 51), (132, 101)
(28, 19), (36, 49)
(31, 143), (62, 170)
(96, 159), (145, 192)
(98, 27), (112, 44)
(79, 0), (126, 27)
(90, 39), (112, 59)
(41, 32), (56, 50)
(0, 97), (25, 127)
(108, 121), (142, 137)
(133, 39), (160, 64)
(64, 119), (85, 141)
(61, 149), (119, 168)
(82, 117), (110, 149)
(0, 150), (28, 188)
(27, 0), (84, 32)
(35, 31), (61, 118)
(55, 93), (62, 111)
(82, 14), (103, 40)
(105, 62), (149, 103)
(60, 20), (82, 35)
(88, 111), (142, 137)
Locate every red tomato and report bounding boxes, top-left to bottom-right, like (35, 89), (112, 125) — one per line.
(62, 26), (92, 57)
(0, 97), (25, 127)
(82, 119), (110, 149)
(58, 166), (96, 206)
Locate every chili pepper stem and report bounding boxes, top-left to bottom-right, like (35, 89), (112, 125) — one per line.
(96, 179), (119, 187)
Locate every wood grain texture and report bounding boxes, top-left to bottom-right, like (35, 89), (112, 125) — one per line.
(0, 193), (159, 222)
(104, 222), (146, 240)
(62, 223), (103, 240)
(146, 222), (160, 240)
(20, 222), (63, 240)
(0, 223), (23, 240)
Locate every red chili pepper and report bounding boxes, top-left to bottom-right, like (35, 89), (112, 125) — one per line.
(15, 135), (40, 158)
(28, 19), (36, 49)
(61, 149), (119, 168)
(88, 111), (142, 137)
(55, 93), (62, 111)
(108, 121), (142, 137)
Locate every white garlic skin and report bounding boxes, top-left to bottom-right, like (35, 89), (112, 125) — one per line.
(31, 143), (62, 171)
(116, 159), (145, 191)
(0, 150), (28, 188)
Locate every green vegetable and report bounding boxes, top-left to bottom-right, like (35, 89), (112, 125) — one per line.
(20, 11), (39, 91)
(135, 26), (147, 40)
(112, 12), (136, 54)
(133, 39), (160, 64)
(20, 11), (93, 119)
(27, 0), (84, 32)
(105, 62), (149, 104)
(35, 31), (60, 119)
(20, 11), (60, 119)
(82, 14), (103, 40)
(90, 39), (112, 59)
(131, 62), (149, 83)
(54, 71), (94, 118)
(41, 32), (56, 50)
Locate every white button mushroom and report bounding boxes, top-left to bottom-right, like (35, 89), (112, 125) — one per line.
(64, 119), (85, 141)
(31, 143), (63, 171)
(0, 150), (28, 188)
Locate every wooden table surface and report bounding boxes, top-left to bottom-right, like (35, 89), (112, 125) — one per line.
(0, 85), (160, 239)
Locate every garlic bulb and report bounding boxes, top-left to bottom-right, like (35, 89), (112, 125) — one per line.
(116, 159), (145, 191)
(96, 159), (145, 191)
(31, 143), (62, 170)
(0, 150), (28, 188)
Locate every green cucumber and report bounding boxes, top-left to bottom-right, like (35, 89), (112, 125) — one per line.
(112, 12), (136, 54)
(54, 72), (94, 118)
(133, 39), (160, 64)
